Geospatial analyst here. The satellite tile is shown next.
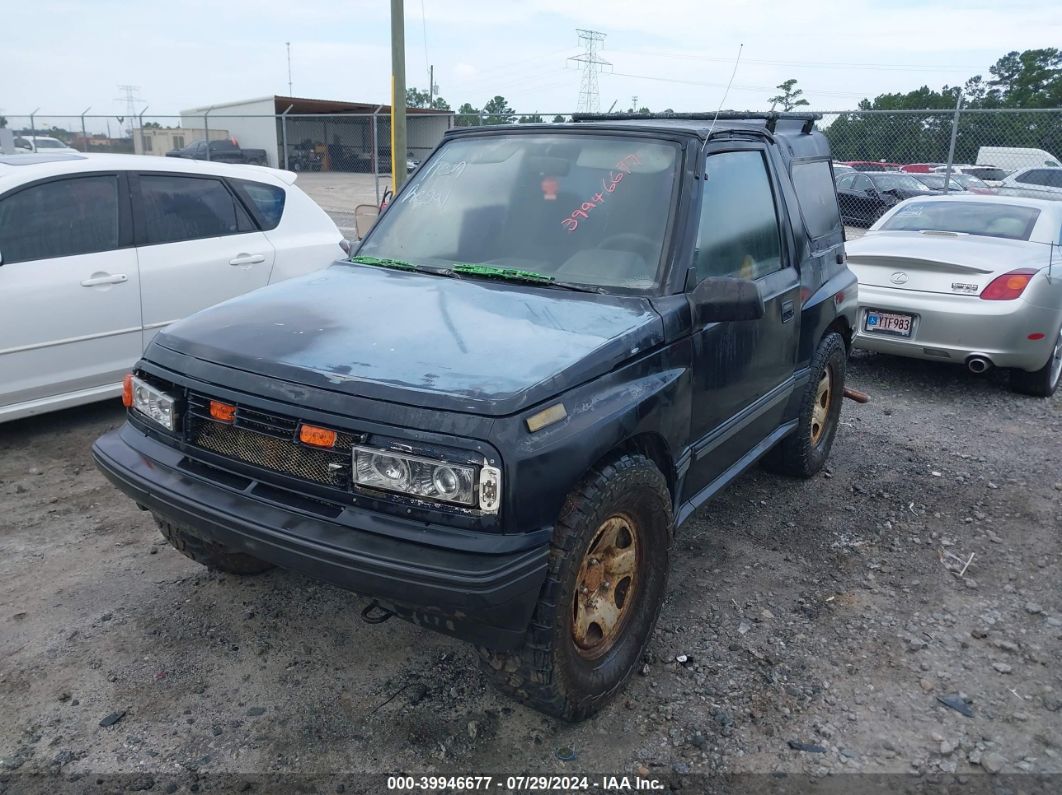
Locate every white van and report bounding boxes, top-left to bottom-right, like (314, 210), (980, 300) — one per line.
(976, 147), (1061, 172)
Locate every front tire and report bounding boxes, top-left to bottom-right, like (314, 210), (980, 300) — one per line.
(763, 332), (847, 478)
(478, 454), (672, 721)
(155, 515), (274, 575)
(1010, 328), (1062, 397)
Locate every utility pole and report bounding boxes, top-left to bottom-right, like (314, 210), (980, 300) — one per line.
(429, 64), (434, 108)
(568, 29), (610, 113)
(390, 0), (407, 192)
(286, 42), (293, 96)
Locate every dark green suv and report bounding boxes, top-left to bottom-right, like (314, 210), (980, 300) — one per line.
(94, 112), (857, 720)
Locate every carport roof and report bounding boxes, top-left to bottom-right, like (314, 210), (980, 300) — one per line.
(182, 95), (451, 116)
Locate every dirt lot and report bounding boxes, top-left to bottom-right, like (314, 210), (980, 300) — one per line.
(1, 351), (1060, 792)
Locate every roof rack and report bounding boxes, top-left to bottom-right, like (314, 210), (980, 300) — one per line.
(571, 110), (823, 134)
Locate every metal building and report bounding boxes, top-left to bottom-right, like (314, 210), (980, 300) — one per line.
(180, 95), (453, 170)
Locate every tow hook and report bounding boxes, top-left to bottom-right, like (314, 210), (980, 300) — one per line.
(361, 601), (394, 625)
(843, 386), (870, 404)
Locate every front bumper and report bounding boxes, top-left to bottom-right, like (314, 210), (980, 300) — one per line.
(853, 285), (1060, 371)
(93, 424), (548, 649)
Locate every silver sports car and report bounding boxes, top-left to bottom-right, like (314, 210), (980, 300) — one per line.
(846, 195), (1062, 397)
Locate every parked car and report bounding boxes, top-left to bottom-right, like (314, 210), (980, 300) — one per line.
(93, 112), (859, 720)
(933, 164), (1010, 187)
(949, 173), (996, 194)
(998, 166), (1062, 198)
(977, 146), (1061, 172)
(832, 162), (855, 174)
(166, 138), (268, 166)
(0, 153), (346, 422)
(899, 162), (946, 174)
(13, 135), (78, 153)
(835, 170), (933, 226)
(843, 160), (903, 172)
(846, 195), (1062, 396)
(910, 173), (968, 193)
(911, 172), (995, 194)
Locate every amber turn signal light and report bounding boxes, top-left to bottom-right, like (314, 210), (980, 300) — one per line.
(122, 373), (134, 408)
(299, 424), (337, 448)
(209, 400), (237, 423)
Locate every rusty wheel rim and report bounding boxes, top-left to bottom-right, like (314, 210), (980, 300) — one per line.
(572, 515), (639, 658)
(810, 365), (833, 446)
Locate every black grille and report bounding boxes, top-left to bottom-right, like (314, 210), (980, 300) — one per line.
(186, 394), (353, 489)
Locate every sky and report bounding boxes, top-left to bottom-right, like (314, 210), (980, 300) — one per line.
(2, 0), (1061, 130)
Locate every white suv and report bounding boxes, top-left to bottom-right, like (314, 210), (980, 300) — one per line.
(999, 167), (1062, 198)
(0, 153), (346, 422)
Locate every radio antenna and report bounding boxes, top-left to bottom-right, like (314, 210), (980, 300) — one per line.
(707, 43), (743, 137)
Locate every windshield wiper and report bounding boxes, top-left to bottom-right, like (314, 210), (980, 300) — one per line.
(348, 255), (418, 271)
(449, 263), (604, 293)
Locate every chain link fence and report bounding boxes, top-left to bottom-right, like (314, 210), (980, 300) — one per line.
(3, 107), (1060, 233)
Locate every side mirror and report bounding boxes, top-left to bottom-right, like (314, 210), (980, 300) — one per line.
(692, 276), (765, 324)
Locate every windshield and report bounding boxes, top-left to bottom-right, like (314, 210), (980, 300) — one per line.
(952, 173), (989, 190)
(357, 133), (680, 292)
(915, 174), (964, 190)
(34, 139), (64, 149)
(880, 201), (1040, 240)
(967, 167), (1009, 181)
(872, 173), (933, 193)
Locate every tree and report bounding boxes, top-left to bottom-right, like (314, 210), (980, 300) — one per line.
(769, 79), (810, 111)
(551, 114), (567, 123)
(430, 97), (451, 111)
(143, 121), (161, 129)
(0, 115), (6, 129)
(482, 95), (515, 125)
(518, 112), (544, 124)
(405, 86), (432, 108)
(455, 102), (480, 127)
(987, 48), (1062, 108)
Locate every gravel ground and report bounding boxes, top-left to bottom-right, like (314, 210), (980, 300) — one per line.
(1, 351), (1060, 792)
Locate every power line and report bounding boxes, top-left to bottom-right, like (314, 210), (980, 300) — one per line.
(610, 70), (873, 98)
(609, 49), (984, 73)
(568, 29), (610, 113)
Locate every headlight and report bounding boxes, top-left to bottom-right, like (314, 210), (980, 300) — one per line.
(127, 375), (177, 431)
(353, 446), (498, 511)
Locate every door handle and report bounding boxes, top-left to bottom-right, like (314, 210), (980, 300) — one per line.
(229, 253), (266, 266)
(80, 273), (128, 287)
(781, 300), (795, 323)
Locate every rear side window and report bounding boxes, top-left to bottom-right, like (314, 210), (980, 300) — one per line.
(235, 180), (286, 230)
(695, 150), (782, 281)
(791, 161), (841, 239)
(1016, 170), (1050, 186)
(0, 175), (119, 264)
(139, 174), (253, 244)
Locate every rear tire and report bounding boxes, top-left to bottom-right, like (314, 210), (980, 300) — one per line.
(155, 515), (274, 575)
(478, 454), (672, 721)
(763, 332), (847, 478)
(1010, 328), (1062, 397)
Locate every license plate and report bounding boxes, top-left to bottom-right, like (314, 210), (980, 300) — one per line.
(865, 310), (913, 336)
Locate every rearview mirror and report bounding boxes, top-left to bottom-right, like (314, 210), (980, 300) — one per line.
(692, 276), (765, 324)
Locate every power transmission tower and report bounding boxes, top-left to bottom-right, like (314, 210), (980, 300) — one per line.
(115, 84), (142, 137)
(567, 29), (610, 113)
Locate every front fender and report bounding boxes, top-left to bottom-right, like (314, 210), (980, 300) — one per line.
(494, 340), (692, 534)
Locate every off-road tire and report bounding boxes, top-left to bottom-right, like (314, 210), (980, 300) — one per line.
(1010, 328), (1062, 397)
(762, 332), (847, 478)
(155, 515), (274, 575)
(477, 454), (672, 721)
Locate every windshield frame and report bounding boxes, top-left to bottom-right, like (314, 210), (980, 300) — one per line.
(355, 126), (690, 297)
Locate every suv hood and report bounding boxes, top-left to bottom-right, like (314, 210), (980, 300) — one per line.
(152, 264), (665, 416)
